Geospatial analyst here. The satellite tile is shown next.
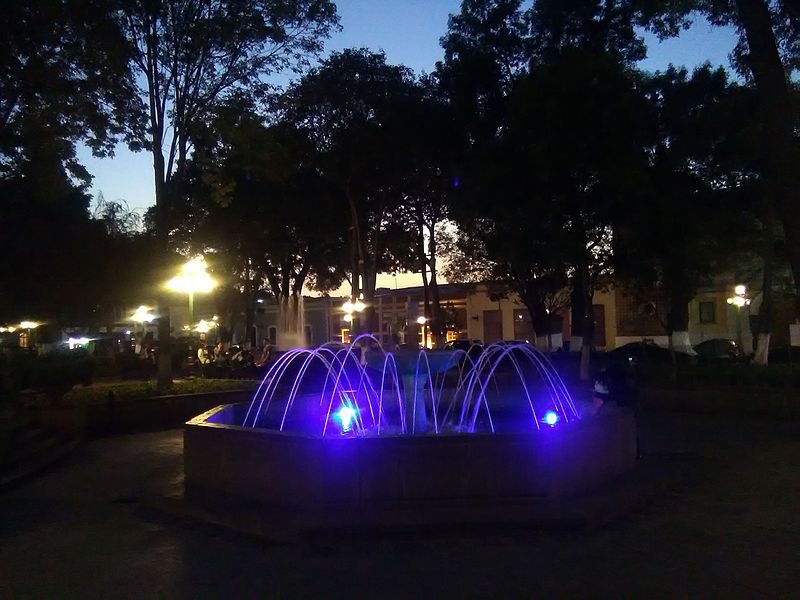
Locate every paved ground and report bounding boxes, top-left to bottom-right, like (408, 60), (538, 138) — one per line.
(1, 411), (799, 597)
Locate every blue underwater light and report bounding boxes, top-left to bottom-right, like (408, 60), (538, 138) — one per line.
(335, 404), (358, 434)
(543, 411), (559, 427)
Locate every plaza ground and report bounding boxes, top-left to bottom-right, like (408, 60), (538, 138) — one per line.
(1, 410), (798, 596)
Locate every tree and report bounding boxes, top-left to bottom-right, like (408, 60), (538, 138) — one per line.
(187, 104), (348, 346)
(442, 1), (650, 378)
(393, 78), (466, 347)
(281, 49), (419, 334)
(1, 0), (137, 182)
(118, 0), (338, 386)
(635, 0), (800, 318)
(615, 66), (761, 363)
(437, 0), (530, 143)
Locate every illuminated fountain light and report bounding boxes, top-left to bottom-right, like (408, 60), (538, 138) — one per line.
(241, 337), (579, 438)
(542, 410), (559, 427)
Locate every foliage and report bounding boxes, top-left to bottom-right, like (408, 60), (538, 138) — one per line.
(280, 49), (422, 319)
(614, 65), (762, 333)
(62, 377), (258, 405)
(0, 0), (138, 182)
(28, 349), (95, 399)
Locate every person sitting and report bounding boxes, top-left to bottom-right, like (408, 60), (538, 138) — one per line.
(196, 342), (211, 377)
(254, 339), (272, 367)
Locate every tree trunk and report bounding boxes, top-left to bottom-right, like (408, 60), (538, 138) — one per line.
(735, 0), (800, 317)
(243, 271), (255, 349)
(666, 290), (692, 385)
(753, 207), (777, 365)
(345, 174), (363, 334)
(362, 260), (378, 335)
(573, 262), (594, 381)
(154, 152), (173, 391)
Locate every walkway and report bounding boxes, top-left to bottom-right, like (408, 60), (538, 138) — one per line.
(1, 412), (799, 596)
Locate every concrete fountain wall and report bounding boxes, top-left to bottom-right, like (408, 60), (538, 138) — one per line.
(184, 403), (637, 509)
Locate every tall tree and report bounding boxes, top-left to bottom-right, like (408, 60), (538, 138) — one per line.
(281, 49), (418, 334)
(118, 0), (338, 386)
(615, 66), (761, 361)
(187, 105), (348, 346)
(1, 0), (137, 181)
(442, 0), (649, 378)
(635, 0), (800, 317)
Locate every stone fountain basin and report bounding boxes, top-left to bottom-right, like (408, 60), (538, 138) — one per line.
(184, 403), (637, 509)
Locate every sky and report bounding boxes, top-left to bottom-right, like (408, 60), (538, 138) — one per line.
(77, 1), (741, 217)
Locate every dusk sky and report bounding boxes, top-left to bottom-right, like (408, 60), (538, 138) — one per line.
(78, 0), (740, 216)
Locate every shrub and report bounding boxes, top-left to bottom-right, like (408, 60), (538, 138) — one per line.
(29, 349), (95, 400)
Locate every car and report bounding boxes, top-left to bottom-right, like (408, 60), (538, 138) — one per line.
(693, 338), (745, 362)
(605, 340), (695, 367)
(444, 339), (483, 352)
(443, 339), (484, 362)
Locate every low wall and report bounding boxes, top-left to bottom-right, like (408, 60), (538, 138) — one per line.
(184, 406), (637, 508)
(28, 389), (255, 438)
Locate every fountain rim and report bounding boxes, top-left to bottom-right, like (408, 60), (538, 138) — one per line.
(189, 402), (587, 441)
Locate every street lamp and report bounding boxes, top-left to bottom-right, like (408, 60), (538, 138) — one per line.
(342, 298), (366, 338)
(417, 315), (427, 349)
(727, 284), (751, 348)
(167, 257), (216, 328)
(131, 305), (155, 345)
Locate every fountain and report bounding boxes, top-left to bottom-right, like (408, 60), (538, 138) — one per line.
(276, 294), (306, 350)
(184, 338), (637, 530)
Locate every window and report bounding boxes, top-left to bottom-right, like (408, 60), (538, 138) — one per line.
(341, 328), (350, 344)
(699, 301), (715, 324)
(267, 326), (277, 345)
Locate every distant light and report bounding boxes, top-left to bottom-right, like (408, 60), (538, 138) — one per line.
(352, 300), (366, 313)
(167, 257), (216, 294)
(342, 301), (354, 313)
(132, 305), (155, 323)
(20, 321), (41, 329)
(212, 315), (218, 321)
(257, 299), (264, 304)
(67, 337), (90, 349)
(734, 284), (746, 296)
(335, 404), (357, 434)
(343, 314), (353, 323)
(543, 411), (559, 427)
(195, 319), (216, 333)
(453, 177), (460, 187)
(125, 330), (132, 335)
(732, 296), (747, 308)
(417, 316), (427, 325)
(726, 298), (734, 305)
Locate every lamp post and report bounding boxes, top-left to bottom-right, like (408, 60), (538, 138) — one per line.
(342, 298), (366, 342)
(726, 284), (751, 349)
(131, 305), (155, 348)
(417, 315), (427, 349)
(167, 257), (216, 331)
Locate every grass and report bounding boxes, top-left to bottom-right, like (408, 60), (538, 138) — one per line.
(63, 378), (259, 405)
